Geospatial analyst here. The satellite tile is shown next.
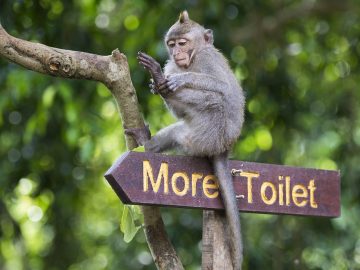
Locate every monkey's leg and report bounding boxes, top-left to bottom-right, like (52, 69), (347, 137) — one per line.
(145, 121), (187, 153)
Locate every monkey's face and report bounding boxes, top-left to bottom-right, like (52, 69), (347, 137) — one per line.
(167, 38), (194, 68)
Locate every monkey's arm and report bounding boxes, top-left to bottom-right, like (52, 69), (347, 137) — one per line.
(167, 72), (227, 95)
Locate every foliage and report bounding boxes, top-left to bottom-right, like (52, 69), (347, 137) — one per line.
(1, 0), (360, 269)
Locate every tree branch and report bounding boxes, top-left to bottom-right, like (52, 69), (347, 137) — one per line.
(0, 23), (183, 270)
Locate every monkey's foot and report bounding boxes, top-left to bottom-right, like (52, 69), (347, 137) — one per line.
(124, 125), (151, 146)
(144, 138), (163, 153)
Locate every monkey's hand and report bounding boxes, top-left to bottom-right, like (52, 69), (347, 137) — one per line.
(148, 79), (168, 95)
(152, 79), (176, 96)
(137, 52), (165, 86)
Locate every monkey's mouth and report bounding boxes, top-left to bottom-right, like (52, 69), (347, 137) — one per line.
(175, 58), (189, 65)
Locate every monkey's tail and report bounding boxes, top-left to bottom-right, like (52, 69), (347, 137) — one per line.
(213, 152), (242, 270)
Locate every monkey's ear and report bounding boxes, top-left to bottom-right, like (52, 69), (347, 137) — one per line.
(179, 10), (190, 23)
(204, 29), (214, 44)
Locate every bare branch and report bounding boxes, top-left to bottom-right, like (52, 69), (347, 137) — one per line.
(0, 24), (109, 82)
(0, 24), (183, 270)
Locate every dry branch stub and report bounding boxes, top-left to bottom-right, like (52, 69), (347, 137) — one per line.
(105, 151), (340, 217)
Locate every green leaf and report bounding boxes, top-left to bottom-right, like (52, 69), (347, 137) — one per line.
(120, 205), (142, 243)
(132, 145), (145, 152)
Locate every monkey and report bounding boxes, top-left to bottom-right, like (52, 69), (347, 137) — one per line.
(126, 11), (245, 270)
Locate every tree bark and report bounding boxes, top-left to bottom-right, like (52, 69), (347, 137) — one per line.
(0, 23), (183, 270)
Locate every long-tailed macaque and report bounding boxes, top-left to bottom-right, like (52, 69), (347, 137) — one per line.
(127, 11), (245, 269)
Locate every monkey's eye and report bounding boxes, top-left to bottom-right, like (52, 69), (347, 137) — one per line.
(178, 39), (187, 46)
(167, 41), (176, 48)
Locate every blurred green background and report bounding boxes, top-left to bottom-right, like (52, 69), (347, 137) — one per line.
(1, 0), (360, 269)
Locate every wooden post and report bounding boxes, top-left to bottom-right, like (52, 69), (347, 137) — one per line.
(202, 210), (234, 270)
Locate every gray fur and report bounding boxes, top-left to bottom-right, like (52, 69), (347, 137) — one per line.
(144, 12), (245, 270)
(158, 47), (244, 156)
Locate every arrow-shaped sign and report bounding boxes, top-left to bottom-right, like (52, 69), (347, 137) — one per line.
(105, 151), (340, 217)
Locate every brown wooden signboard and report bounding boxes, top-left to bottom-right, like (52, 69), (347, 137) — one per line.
(105, 151), (340, 217)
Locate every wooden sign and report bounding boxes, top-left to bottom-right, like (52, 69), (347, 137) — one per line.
(105, 151), (340, 217)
